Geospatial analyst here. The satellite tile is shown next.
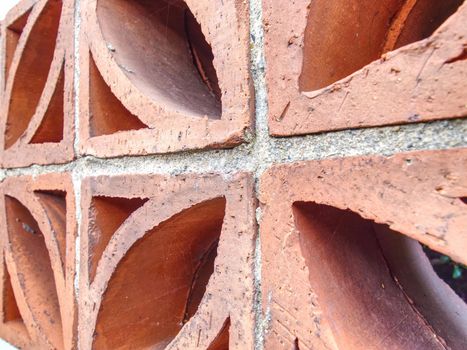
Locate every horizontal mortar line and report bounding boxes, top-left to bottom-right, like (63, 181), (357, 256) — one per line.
(0, 118), (466, 181)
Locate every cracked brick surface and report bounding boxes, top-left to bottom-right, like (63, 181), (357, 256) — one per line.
(0, 0), (75, 168)
(0, 173), (77, 349)
(260, 148), (467, 349)
(264, 0), (467, 136)
(79, 173), (256, 349)
(78, 0), (253, 157)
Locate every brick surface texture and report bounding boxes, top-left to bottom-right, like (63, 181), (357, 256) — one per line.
(0, 0), (466, 349)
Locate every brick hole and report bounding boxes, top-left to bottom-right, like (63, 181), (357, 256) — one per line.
(2, 264), (21, 323)
(459, 197), (467, 205)
(206, 317), (230, 350)
(422, 246), (467, 303)
(299, 0), (464, 91)
(29, 66), (65, 144)
(34, 190), (67, 272)
(293, 202), (467, 349)
(97, 0), (222, 119)
(88, 54), (149, 137)
(4, 8), (32, 83)
(4, 196), (64, 350)
(4, 0), (62, 149)
(88, 196), (149, 282)
(2, 261), (28, 338)
(93, 197), (226, 349)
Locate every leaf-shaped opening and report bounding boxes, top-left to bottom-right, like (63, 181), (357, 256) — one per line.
(299, 0), (465, 91)
(3, 266), (21, 323)
(207, 317), (230, 350)
(5, 196), (63, 349)
(4, 0), (62, 149)
(93, 197), (226, 349)
(293, 202), (467, 349)
(88, 54), (148, 137)
(96, 0), (222, 119)
(2, 261), (28, 338)
(4, 8), (32, 82)
(29, 65), (65, 144)
(34, 190), (67, 273)
(88, 196), (149, 282)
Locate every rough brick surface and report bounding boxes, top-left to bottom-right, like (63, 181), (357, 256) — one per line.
(79, 173), (256, 349)
(264, 0), (467, 136)
(0, 173), (77, 349)
(78, 0), (253, 157)
(259, 148), (467, 349)
(0, 0), (75, 168)
(0, 0), (466, 349)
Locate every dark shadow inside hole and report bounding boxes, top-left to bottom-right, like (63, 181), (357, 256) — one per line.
(423, 245), (466, 302)
(5, 1), (62, 149)
(207, 317), (230, 350)
(293, 201), (467, 349)
(299, 0), (465, 91)
(93, 197), (226, 349)
(5, 196), (63, 349)
(97, 0), (222, 118)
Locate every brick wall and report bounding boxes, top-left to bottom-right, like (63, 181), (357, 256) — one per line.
(0, 0), (466, 349)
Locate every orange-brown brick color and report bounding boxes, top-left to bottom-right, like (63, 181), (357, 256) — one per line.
(264, 0), (467, 136)
(0, 173), (77, 349)
(260, 148), (467, 349)
(78, 0), (253, 157)
(0, 0), (75, 168)
(79, 173), (256, 349)
(0, 0), (466, 349)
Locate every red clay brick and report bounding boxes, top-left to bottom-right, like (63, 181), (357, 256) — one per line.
(0, 173), (77, 349)
(78, 0), (253, 157)
(264, 0), (467, 136)
(260, 148), (467, 349)
(79, 173), (256, 349)
(0, 0), (75, 168)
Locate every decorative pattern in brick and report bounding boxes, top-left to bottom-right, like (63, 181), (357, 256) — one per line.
(0, 173), (77, 349)
(78, 0), (253, 157)
(260, 148), (467, 349)
(0, 0), (75, 168)
(79, 173), (256, 349)
(264, 0), (467, 136)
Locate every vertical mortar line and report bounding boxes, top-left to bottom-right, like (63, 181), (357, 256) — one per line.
(249, 0), (269, 348)
(73, 0), (81, 154)
(72, 0), (82, 348)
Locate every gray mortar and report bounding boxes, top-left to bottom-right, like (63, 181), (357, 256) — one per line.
(0, 0), (466, 349)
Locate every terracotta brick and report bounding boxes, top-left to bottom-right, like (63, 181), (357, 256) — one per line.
(0, 173), (77, 349)
(0, 0), (75, 168)
(79, 173), (256, 349)
(259, 148), (467, 349)
(78, 0), (253, 157)
(264, 0), (467, 136)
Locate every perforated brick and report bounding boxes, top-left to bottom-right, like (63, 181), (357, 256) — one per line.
(260, 148), (467, 349)
(78, 0), (253, 157)
(264, 0), (467, 136)
(0, 0), (75, 168)
(79, 173), (256, 349)
(0, 173), (77, 349)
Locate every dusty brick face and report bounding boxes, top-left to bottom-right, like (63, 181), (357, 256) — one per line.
(259, 148), (467, 349)
(79, 173), (256, 349)
(78, 0), (253, 157)
(264, 0), (467, 136)
(0, 0), (75, 168)
(0, 173), (77, 350)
